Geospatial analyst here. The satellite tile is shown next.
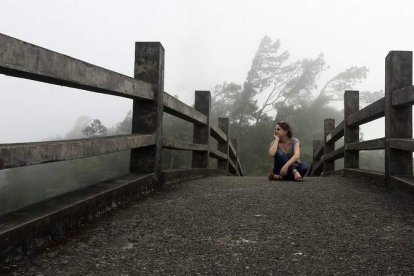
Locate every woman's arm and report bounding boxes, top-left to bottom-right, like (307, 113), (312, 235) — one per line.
(286, 143), (300, 166)
(268, 136), (280, 156)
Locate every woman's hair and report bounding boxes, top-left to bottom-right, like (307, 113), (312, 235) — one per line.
(276, 121), (293, 138)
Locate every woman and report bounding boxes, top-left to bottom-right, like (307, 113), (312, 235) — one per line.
(268, 121), (308, 181)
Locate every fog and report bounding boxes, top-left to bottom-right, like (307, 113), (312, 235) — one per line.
(2, 0), (414, 215)
(1, 0), (414, 143)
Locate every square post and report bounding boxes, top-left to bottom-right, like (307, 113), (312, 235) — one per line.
(313, 140), (322, 159)
(385, 51), (413, 188)
(309, 139), (322, 176)
(218, 117), (229, 171)
(130, 42), (164, 179)
(323, 118), (335, 174)
(230, 138), (239, 176)
(192, 91), (211, 168)
(344, 90), (359, 169)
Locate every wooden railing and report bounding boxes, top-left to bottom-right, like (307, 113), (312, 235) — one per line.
(308, 51), (413, 190)
(0, 33), (243, 179)
(0, 33), (246, 263)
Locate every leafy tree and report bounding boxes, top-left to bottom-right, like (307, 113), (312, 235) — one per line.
(82, 119), (108, 138)
(116, 110), (132, 134)
(213, 36), (371, 127)
(211, 35), (380, 175)
(65, 115), (91, 139)
(360, 90), (384, 106)
(246, 37), (327, 123)
(315, 66), (369, 106)
(211, 82), (258, 127)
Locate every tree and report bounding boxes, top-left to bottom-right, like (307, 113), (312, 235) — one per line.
(82, 119), (107, 138)
(65, 115), (92, 139)
(315, 66), (369, 106)
(116, 110), (132, 134)
(211, 82), (258, 127)
(246, 36), (327, 123)
(211, 35), (378, 175)
(213, 36), (371, 126)
(360, 90), (384, 106)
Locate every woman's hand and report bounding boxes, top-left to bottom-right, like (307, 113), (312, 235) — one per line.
(269, 133), (279, 157)
(280, 164), (288, 176)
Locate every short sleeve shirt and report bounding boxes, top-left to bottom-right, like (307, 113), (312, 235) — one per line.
(278, 137), (300, 159)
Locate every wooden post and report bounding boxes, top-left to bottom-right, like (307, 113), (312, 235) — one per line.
(385, 51), (413, 188)
(218, 117), (229, 171)
(344, 90), (359, 169)
(308, 139), (322, 176)
(192, 91), (211, 168)
(323, 118), (335, 174)
(231, 138), (239, 176)
(130, 42), (164, 178)
(313, 140), (322, 159)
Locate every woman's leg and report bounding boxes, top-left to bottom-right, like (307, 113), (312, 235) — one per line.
(271, 151), (295, 180)
(296, 163), (309, 177)
(292, 162), (309, 181)
(273, 150), (288, 174)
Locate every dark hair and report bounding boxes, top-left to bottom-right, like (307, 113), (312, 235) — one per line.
(276, 121), (293, 138)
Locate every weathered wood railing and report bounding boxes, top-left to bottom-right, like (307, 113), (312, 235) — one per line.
(308, 51), (413, 191)
(0, 33), (243, 177)
(0, 33), (243, 262)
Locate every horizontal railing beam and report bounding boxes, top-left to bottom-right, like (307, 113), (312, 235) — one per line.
(0, 33), (154, 100)
(389, 138), (414, 152)
(311, 158), (324, 176)
(163, 92), (207, 125)
(391, 175), (414, 190)
(346, 138), (386, 151)
(326, 121), (344, 144)
(392, 86), (414, 107)
(210, 125), (227, 144)
(209, 148), (227, 160)
(314, 143), (324, 160)
(229, 141), (236, 159)
(0, 134), (156, 170)
(347, 97), (385, 127)
(228, 158), (237, 174)
(237, 158), (244, 176)
(324, 146), (344, 162)
(161, 138), (208, 152)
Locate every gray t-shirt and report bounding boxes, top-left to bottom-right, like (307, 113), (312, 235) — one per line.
(277, 137), (300, 159)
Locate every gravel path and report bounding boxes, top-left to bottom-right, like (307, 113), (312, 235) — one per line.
(4, 176), (414, 275)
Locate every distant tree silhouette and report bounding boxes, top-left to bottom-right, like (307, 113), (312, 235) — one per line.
(82, 119), (107, 137)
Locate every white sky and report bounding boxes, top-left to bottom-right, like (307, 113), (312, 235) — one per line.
(1, 0), (413, 143)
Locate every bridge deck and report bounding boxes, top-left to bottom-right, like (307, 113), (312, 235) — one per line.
(6, 176), (414, 274)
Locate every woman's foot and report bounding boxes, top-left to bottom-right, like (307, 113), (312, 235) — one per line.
(294, 171), (303, 182)
(268, 173), (283, 181)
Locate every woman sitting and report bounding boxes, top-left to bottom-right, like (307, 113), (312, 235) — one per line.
(268, 121), (308, 181)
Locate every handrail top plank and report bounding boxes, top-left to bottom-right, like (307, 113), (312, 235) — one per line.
(347, 97), (385, 127)
(392, 85), (414, 107)
(326, 121), (344, 144)
(0, 134), (156, 170)
(0, 33), (154, 100)
(210, 125), (227, 143)
(163, 92), (208, 125)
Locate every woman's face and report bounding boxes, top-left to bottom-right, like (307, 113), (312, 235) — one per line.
(275, 124), (287, 138)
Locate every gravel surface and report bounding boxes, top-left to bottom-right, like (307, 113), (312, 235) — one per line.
(4, 176), (414, 275)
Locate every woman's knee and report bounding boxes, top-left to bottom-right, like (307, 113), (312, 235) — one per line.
(297, 163), (309, 174)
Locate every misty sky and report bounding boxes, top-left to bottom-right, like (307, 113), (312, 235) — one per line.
(1, 0), (414, 143)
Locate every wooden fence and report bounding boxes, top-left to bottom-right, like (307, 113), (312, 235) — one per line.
(0, 33), (243, 179)
(308, 51), (413, 191)
(0, 33), (243, 263)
